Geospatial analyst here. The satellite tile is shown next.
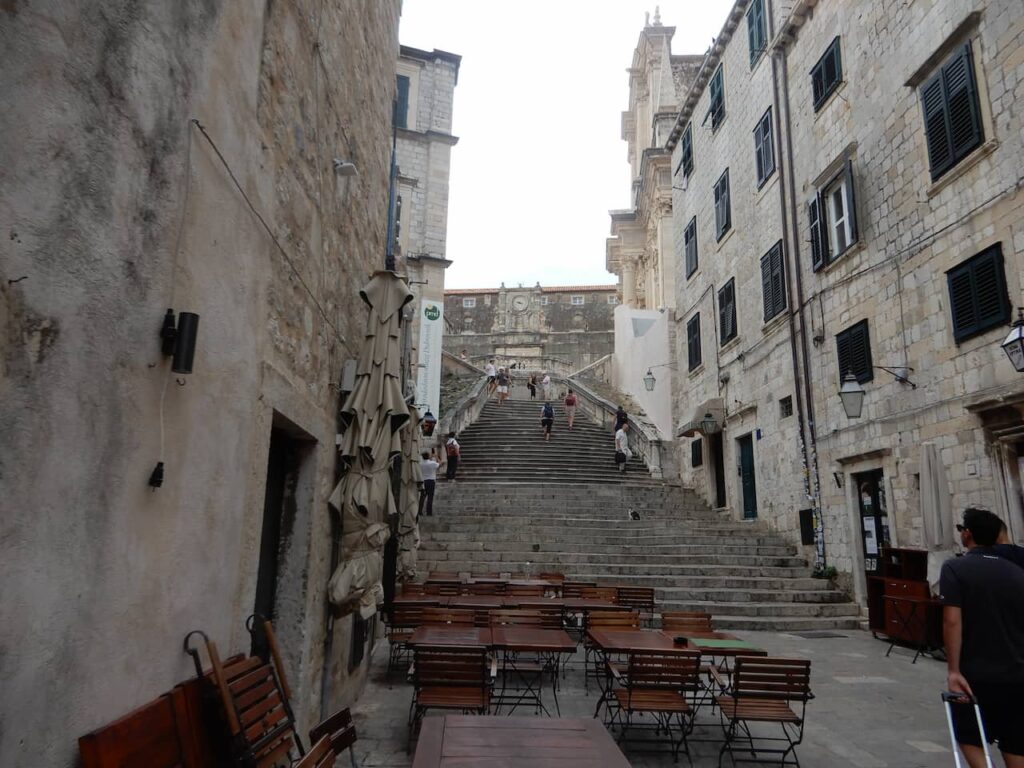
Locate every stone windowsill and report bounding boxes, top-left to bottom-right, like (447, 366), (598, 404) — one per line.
(716, 226), (736, 251)
(813, 80), (848, 120)
(761, 310), (790, 336)
(926, 138), (999, 199)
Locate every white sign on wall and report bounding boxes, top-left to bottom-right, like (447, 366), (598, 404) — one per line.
(416, 299), (443, 418)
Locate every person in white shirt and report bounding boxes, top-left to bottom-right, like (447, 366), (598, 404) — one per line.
(541, 372), (551, 400)
(485, 360), (497, 395)
(444, 432), (461, 481)
(419, 451), (439, 516)
(615, 422), (632, 473)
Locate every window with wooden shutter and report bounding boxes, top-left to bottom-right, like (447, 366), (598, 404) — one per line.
(709, 67), (725, 130)
(747, 0), (766, 67)
(692, 439), (704, 468)
(761, 241), (786, 322)
(714, 169), (731, 241)
(395, 75), (410, 129)
(685, 217), (698, 278)
(947, 243), (1010, 343)
(687, 314), (702, 371)
(809, 195), (828, 271)
(753, 108), (774, 187)
(811, 38), (843, 111)
(836, 320), (873, 383)
(719, 279), (737, 346)
(679, 124), (694, 178)
(920, 43), (984, 181)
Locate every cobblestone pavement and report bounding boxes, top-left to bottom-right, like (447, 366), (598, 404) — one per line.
(350, 628), (959, 767)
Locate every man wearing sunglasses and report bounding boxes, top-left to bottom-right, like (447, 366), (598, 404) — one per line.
(940, 508), (1024, 767)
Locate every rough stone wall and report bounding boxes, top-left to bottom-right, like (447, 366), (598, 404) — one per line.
(0, 1), (400, 765)
(783, 0), (1024, 583)
(670, 0), (809, 540)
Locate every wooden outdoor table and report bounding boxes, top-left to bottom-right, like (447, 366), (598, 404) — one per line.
(412, 715), (633, 768)
(446, 595), (517, 609)
(682, 631), (765, 657)
(408, 626), (493, 648)
(392, 596), (447, 607)
(490, 627), (578, 716)
(587, 628), (692, 654)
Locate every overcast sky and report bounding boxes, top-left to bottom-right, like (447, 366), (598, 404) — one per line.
(398, 0), (735, 289)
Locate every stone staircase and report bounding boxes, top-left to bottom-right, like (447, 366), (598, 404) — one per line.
(423, 393), (861, 631)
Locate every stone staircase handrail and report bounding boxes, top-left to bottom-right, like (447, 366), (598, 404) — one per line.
(442, 350), (486, 376)
(557, 375), (673, 480)
(568, 353), (613, 380)
(435, 374), (489, 445)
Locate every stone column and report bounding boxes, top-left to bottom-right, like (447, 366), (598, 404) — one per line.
(622, 256), (638, 307)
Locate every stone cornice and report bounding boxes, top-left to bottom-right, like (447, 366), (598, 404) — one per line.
(397, 127), (460, 146)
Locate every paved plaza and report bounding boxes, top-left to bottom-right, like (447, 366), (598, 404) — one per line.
(350, 627), (961, 767)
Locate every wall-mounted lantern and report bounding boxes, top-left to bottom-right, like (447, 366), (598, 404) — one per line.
(421, 410), (437, 437)
(838, 371), (865, 419)
(1002, 309), (1024, 372)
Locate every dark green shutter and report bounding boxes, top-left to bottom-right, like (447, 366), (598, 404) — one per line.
(681, 124), (693, 177)
(685, 218), (698, 278)
(747, 0), (765, 66)
(395, 75), (410, 129)
(844, 157), (859, 245)
(948, 244), (1009, 343)
(722, 171), (731, 233)
(719, 280), (736, 344)
(687, 314), (702, 370)
(809, 193), (829, 270)
(837, 320), (873, 383)
(692, 439), (704, 468)
(922, 72), (951, 175)
(943, 44), (983, 165)
(761, 242), (786, 321)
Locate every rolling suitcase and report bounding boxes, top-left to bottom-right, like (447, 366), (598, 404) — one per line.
(942, 691), (994, 768)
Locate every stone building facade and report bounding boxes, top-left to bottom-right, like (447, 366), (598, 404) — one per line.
(444, 284), (618, 373)
(0, 3), (401, 765)
(394, 45), (460, 418)
(664, 0), (1024, 601)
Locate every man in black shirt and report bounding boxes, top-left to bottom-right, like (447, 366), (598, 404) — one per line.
(939, 508), (1024, 767)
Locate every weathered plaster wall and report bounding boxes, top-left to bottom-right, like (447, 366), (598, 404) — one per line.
(612, 306), (675, 437)
(0, 1), (400, 765)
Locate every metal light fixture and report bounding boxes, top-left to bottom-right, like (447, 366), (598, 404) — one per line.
(160, 309), (200, 374)
(643, 369), (656, 391)
(839, 371), (865, 419)
(1002, 308), (1024, 372)
(700, 412), (720, 434)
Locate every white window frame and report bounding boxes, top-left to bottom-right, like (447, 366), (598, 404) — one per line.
(824, 175), (852, 256)
(571, 295), (585, 306)
(462, 297), (476, 308)
(541, 296), (550, 306)
(607, 295), (619, 305)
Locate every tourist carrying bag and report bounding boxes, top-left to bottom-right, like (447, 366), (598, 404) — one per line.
(942, 692), (994, 768)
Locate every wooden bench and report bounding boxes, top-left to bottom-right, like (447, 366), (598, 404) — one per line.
(714, 656), (813, 767)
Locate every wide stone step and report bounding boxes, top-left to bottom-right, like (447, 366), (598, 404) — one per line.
(659, 600), (862, 618)
(656, 588), (848, 604)
(425, 540), (797, 556)
(424, 531), (786, 546)
(420, 551), (808, 567)
(418, 561), (813, 578)
(708, 615), (864, 631)
(564, 573), (827, 590)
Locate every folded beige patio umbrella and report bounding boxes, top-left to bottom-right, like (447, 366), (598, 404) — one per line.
(398, 408), (424, 581)
(328, 271), (413, 617)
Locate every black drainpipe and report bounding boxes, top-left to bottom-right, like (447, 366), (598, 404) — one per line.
(770, 6), (827, 571)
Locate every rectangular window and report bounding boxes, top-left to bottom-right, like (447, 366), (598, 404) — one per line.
(780, 396), (794, 418)
(809, 157), (859, 270)
(462, 297), (476, 308)
(541, 296), (549, 306)
(747, 0), (767, 67)
(692, 439), (704, 468)
(811, 37), (843, 111)
(684, 217), (698, 278)
(678, 123), (694, 178)
(921, 42), (984, 181)
(571, 295), (585, 306)
(836, 319), (873, 383)
(760, 241), (787, 322)
(607, 295), (619, 305)
(687, 314), (702, 371)
(947, 243), (1010, 343)
(395, 75), (410, 129)
(714, 169), (731, 241)
(718, 279), (737, 346)
(753, 108), (775, 187)
(709, 66), (725, 130)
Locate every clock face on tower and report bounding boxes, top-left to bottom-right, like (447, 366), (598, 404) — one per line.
(511, 295), (529, 313)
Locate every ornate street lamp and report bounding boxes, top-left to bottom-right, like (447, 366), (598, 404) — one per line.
(1002, 308), (1024, 372)
(700, 412), (721, 434)
(420, 410), (437, 437)
(839, 371), (865, 419)
(643, 369), (656, 391)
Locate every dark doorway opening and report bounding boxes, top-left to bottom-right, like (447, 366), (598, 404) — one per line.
(738, 433), (758, 520)
(709, 432), (727, 508)
(854, 468), (890, 576)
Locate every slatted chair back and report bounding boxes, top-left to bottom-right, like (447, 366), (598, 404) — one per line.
(472, 572), (503, 579)
(309, 708), (356, 763)
(428, 571), (460, 580)
(390, 604), (425, 629)
(462, 581), (506, 596)
(424, 581), (461, 596)
(616, 586), (656, 613)
(661, 611), (714, 633)
(538, 571), (565, 583)
(489, 609), (549, 628)
(204, 639), (301, 768)
(413, 646), (491, 690)
(295, 736), (335, 768)
(506, 583), (545, 598)
(733, 656), (812, 702)
(626, 650), (702, 692)
(588, 610), (641, 629)
(421, 607), (475, 626)
(561, 581), (597, 598)
(579, 586), (618, 602)
(398, 582), (426, 596)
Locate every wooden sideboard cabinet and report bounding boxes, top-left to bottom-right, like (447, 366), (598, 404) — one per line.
(867, 548), (943, 653)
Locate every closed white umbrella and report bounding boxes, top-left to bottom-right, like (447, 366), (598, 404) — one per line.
(920, 442), (955, 593)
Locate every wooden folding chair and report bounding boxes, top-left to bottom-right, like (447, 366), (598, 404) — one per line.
(387, 605), (424, 674)
(714, 656), (813, 767)
(584, 611), (641, 693)
(610, 650), (702, 763)
(579, 586), (618, 602)
(421, 607), (475, 626)
(424, 581), (461, 596)
(295, 736), (334, 768)
(506, 583), (545, 598)
(407, 646), (493, 751)
(397, 582), (426, 596)
(661, 611), (714, 633)
(308, 709), (357, 768)
(561, 580), (598, 598)
(616, 586), (656, 625)
(462, 581), (506, 595)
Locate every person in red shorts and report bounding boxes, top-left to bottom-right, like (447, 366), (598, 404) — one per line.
(940, 507), (1024, 768)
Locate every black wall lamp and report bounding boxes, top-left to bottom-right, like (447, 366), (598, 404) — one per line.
(160, 309), (200, 375)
